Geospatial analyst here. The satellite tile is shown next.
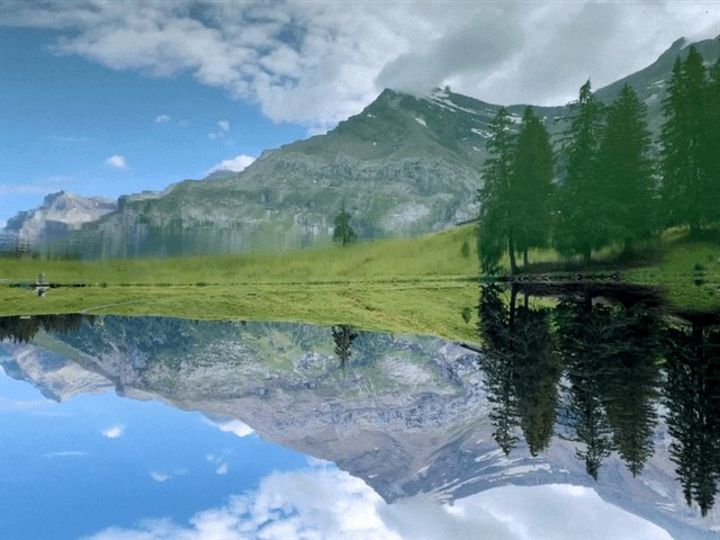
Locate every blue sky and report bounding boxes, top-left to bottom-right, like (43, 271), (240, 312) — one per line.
(1, 2), (718, 227)
(0, 27), (306, 226)
(0, 360), (675, 540)
(0, 366), (310, 540)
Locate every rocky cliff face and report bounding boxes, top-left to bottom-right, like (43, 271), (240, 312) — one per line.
(1, 316), (718, 538)
(8, 37), (719, 258)
(66, 36), (718, 258)
(2, 191), (116, 252)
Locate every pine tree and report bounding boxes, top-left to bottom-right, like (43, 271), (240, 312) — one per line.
(511, 302), (560, 456)
(510, 107), (555, 267)
(599, 304), (662, 476)
(597, 85), (657, 253)
(664, 321), (720, 516)
(332, 202), (357, 246)
(478, 284), (520, 455)
(704, 58), (720, 224)
(555, 81), (608, 261)
(332, 325), (359, 370)
(479, 107), (516, 273)
(555, 295), (614, 480)
(660, 47), (713, 234)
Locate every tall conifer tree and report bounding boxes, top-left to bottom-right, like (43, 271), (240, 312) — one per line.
(555, 81), (607, 261)
(597, 85), (656, 253)
(661, 47), (712, 234)
(511, 107), (555, 267)
(479, 107), (517, 273)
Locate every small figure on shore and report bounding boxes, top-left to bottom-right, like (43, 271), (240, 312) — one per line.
(35, 272), (48, 298)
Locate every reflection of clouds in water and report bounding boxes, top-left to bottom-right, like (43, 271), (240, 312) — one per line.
(86, 467), (672, 540)
(44, 451), (87, 458)
(101, 425), (125, 439)
(150, 472), (170, 483)
(205, 417), (255, 438)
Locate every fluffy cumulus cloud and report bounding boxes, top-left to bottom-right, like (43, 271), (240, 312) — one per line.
(154, 114), (171, 124)
(205, 416), (255, 438)
(2, 1), (718, 132)
(207, 154), (255, 175)
(84, 466), (672, 540)
(105, 155), (128, 170)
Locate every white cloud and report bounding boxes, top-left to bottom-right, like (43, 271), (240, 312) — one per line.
(44, 450), (87, 458)
(206, 154), (255, 175)
(2, 2), (719, 129)
(84, 467), (673, 540)
(0, 396), (54, 411)
(105, 155), (128, 170)
(150, 472), (170, 483)
(217, 120), (230, 132)
(154, 114), (171, 123)
(101, 424), (125, 439)
(206, 452), (230, 475)
(204, 417), (255, 438)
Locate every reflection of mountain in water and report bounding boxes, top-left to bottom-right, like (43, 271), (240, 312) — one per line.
(0, 299), (718, 539)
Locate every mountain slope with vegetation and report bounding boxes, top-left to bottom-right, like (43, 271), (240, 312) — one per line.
(38, 36), (717, 259)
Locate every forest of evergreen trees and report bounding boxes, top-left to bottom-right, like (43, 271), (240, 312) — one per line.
(477, 284), (720, 517)
(479, 46), (720, 274)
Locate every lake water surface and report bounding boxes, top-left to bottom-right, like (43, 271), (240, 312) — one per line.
(1, 285), (719, 539)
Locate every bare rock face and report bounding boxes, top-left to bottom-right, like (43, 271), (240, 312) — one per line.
(8, 37), (720, 258)
(2, 191), (116, 252)
(1, 316), (718, 538)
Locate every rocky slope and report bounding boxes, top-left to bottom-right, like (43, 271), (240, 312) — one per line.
(60, 36), (717, 257)
(6, 37), (719, 258)
(1, 191), (115, 253)
(1, 316), (718, 539)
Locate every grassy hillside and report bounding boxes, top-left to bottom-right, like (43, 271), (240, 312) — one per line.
(1, 224), (718, 342)
(0, 225), (479, 285)
(0, 226), (481, 343)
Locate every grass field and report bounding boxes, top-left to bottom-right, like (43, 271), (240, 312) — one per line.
(1, 224), (718, 342)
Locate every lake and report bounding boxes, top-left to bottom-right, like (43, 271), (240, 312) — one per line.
(1, 284), (718, 539)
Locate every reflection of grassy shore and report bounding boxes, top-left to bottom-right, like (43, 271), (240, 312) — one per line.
(0, 224), (718, 340)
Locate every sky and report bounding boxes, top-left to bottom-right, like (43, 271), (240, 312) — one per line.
(1, 0), (720, 226)
(0, 358), (674, 540)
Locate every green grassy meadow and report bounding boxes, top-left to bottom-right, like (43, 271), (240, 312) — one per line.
(1, 223), (718, 342)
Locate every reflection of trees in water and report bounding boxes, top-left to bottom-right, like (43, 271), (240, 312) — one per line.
(664, 319), (720, 516)
(555, 295), (662, 480)
(478, 285), (559, 456)
(476, 284), (720, 515)
(332, 325), (359, 370)
(0, 314), (93, 343)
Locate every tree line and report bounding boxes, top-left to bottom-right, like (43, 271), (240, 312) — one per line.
(477, 284), (720, 516)
(479, 46), (720, 274)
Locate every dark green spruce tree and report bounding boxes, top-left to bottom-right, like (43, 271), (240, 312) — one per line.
(511, 297), (560, 456)
(705, 58), (720, 220)
(555, 81), (607, 262)
(510, 107), (555, 267)
(597, 85), (657, 254)
(660, 47), (715, 234)
(555, 295), (614, 480)
(664, 320), (720, 516)
(479, 107), (516, 273)
(332, 325), (359, 370)
(598, 303), (662, 476)
(333, 202), (357, 246)
(477, 284), (520, 455)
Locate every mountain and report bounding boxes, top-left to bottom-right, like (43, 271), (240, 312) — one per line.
(14, 36), (720, 258)
(1, 316), (718, 539)
(1, 191), (116, 253)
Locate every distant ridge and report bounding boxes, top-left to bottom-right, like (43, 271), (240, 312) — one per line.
(8, 36), (720, 258)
